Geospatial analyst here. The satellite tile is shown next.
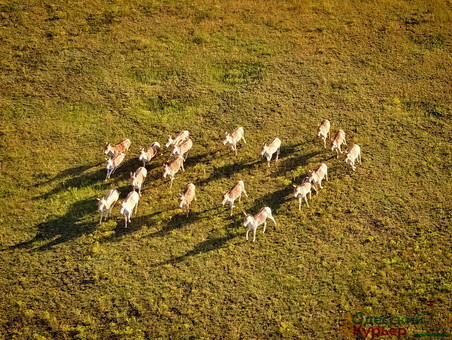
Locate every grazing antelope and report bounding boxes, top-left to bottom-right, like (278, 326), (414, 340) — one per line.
(163, 155), (185, 188)
(104, 138), (131, 157)
(120, 191), (140, 228)
(317, 119), (331, 148)
(308, 163), (328, 193)
(130, 167), (148, 196)
(243, 207), (276, 242)
(293, 180), (312, 209)
(223, 127), (247, 155)
(139, 142), (160, 167)
(222, 180), (248, 216)
(331, 129), (346, 157)
(172, 137), (193, 160)
(165, 130), (189, 148)
(97, 189), (120, 225)
(261, 137), (281, 167)
(345, 144), (362, 171)
(105, 152), (126, 180)
(179, 183), (196, 216)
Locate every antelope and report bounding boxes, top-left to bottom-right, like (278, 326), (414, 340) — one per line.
(130, 167), (147, 196)
(179, 183), (196, 216)
(139, 142), (160, 167)
(223, 127), (246, 155)
(308, 163), (328, 193)
(105, 152), (126, 180)
(104, 138), (131, 157)
(331, 129), (346, 157)
(163, 155), (185, 188)
(172, 138), (193, 160)
(97, 189), (120, 225)
(243, 207), (276, 242)
(120, 191), (140, 228)
(222, 180), (248, 216)
(293, 180), (312, 209)
(345, 144), (362, 171)
(261, 137), (281, 167)
(317, 119), (331, 148)
(165, 130), (189, 148)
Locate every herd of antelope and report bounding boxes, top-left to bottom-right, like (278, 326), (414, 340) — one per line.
(98, 120), (362, 241)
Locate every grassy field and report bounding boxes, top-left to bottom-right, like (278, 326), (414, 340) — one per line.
(0, 0), (451, 338)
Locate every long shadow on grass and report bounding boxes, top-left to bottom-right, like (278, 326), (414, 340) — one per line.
(34, 161), (106, 200)
(32, 162), (102, 187)
(98, 205), (220, 243)
(150, 219), (242, 267)
(196, 160), (260, 186)
(183, 152), (211, 168)
(273, 150), (321, 178)
(250, 185), (293, 214)
(10, 199), (96, 251)
(36, 156), (164, 200)
(123, 211), (203, 239)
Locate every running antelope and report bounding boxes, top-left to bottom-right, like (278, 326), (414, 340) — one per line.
(223, 127), (246, 155)
(97, 189), (120, 225)
(345, 144), (362, 171)
(261, 137), (281, 167)
(293, 179), (312, 209)
(317, 119), (331, 148)
(331, 129), (346, 157)
(165, 130), (189, 148)
(120, 191), (140, 228)
(163, 155), (185, 188)
(139, 142), (160, 167)
(130, 167), (147, 196)
(243, 207), (276, 242)
(179, 183), (196, 216)
(105, 152), (126, 180)
(222, 180), (248, 216)
(172, 137), (193, 160)
(308, 163), (328, 193)
(104, 138), (131, 157)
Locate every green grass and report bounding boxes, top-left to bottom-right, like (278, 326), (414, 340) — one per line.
(0, 0), (451, 338)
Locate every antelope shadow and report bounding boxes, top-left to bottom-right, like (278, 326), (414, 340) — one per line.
(10, 199), (97, 251)
(248, 185), (293, 215)
(196, 159), (260, 186)
(34, 162), (105, 200)
(150, 219), (242, 267)
(273, 150), (322, 178)
(33, 163), (102, 186)
(98, 204), (220, 243)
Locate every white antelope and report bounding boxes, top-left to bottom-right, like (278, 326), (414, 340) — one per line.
(105, 152), (126, 180)
(163, 155), (185, 188)
(172, 137), (193, 160)
(293, 180), (312, 209)
(104, 138), (131, 157)
(222, 180), (248, 216)
(261, 137), (281, 167)
(120, 191), (140, 228)
(243, 207), (276, 242)
(331, 129), (346, 157)
(308, 163), (328, 193)
(223, 127), (246, 155)
(179, 183), (196, 216)
(317, 119), (331, 148)
(345, 144), (362, 171)
(130, 167), (148, 196)
(139, 142), (160, 167)
(165, 130), (189, 148)
(97, 189), (120, 225)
